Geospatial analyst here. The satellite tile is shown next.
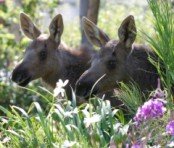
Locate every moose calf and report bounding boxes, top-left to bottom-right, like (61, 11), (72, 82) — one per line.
(76, 15), (159, 99)
(12, 13), (94, 99)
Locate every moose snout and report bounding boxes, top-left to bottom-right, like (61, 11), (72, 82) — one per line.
(75, 77), (99, 99)
(12, 66), (32, 87)
(76, 79), (94, 98)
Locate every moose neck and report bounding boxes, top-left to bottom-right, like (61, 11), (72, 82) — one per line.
(42, 43), (91, 89)
(125, 44), (159, 93)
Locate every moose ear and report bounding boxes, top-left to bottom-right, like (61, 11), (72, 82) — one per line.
(49, 14), (64, 43)
(20, 13), (41, 40)
(118, 15), (137, 48)
(82, 17), (110, 47)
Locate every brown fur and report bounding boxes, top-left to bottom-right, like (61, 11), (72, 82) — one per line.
(11, 13), (94, 99)
(75, 16), (159, 99)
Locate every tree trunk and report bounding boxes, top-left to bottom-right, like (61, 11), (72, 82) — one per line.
(79, 0), (100, 47)
(87, 0), (100, 24)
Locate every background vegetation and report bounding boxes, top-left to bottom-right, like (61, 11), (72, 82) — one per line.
(0, 0), (174, 147)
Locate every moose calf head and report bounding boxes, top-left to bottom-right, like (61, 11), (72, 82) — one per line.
(12, 13), (64, 87)
(76, 15), (137, 98)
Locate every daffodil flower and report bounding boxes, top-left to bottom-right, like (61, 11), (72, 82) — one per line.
(53, 79), (69, 98)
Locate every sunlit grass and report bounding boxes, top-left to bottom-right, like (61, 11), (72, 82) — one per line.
(146, 0), (174, 96)
(116, 83), (143, 116)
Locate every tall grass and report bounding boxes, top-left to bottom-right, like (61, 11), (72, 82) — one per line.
(0, 88), (128, 147)
(116, 83), (143, 117)
(146, 0), (174, 97)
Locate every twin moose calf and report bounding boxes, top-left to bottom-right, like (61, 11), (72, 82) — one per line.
(11, 13), (159, 106)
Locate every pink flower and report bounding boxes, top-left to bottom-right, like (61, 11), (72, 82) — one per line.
(134, 99), (166, 125)
(166, 120), (174, 136)
(134, 79), (167, 125)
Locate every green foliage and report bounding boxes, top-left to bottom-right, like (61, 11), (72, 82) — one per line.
(146, 0), (174, 95)
(116, 83), (143, 116)
(0, 93), (128, 147)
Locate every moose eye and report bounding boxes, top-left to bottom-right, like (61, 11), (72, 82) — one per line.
(107, 60), (116, 70)
(39, 50), (47, 61)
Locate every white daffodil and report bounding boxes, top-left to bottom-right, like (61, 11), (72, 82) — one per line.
(64, 108), (78, 118)
(61, 140), (77, 148)
(84, 114), (101, 128)
(53, 79), (69, 98)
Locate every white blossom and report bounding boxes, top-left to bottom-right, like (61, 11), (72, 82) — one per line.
(53, 79), (69, 98)
(84, 114), (101, 128)
(61, 140), (77, 148)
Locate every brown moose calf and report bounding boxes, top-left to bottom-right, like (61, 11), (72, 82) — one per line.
(76, 15), (159, 99)
(11, 13), (94, 99)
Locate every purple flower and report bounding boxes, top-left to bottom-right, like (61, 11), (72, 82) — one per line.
(134, 99), (166, 125)
(131, 141), (143, 148)
(166, 120), (174, 136)
(134, 79), (167, 125)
